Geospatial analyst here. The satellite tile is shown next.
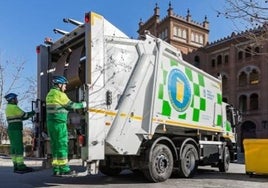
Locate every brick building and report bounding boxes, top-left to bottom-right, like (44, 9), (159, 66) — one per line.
(138, 3), (209, 55)
(138, 3), (268, 151)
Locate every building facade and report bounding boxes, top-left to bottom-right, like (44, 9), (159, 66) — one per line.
(138, 3), (268, 151)
(138, 3), (209, 55)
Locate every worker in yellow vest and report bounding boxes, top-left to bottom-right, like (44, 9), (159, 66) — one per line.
(5, 93), (35, 173)
(46, 75), (86, 176)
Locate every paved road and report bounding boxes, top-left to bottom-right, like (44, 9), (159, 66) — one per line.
(0, 157), (267, 188)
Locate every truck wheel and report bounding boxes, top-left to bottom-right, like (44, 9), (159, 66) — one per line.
(218, 146), (230, 172)
(143, 144), (174, 182)
(99, 160), (122, 176)
(178, 143), (198, 178)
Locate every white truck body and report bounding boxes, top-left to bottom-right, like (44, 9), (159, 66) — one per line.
(35, 12), (241, 182)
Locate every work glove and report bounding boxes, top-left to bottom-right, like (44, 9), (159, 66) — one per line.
(81, 101), (87, 108)
(28, 110), (35, 118)
(76, 101), (87, 114)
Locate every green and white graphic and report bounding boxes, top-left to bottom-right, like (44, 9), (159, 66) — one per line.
(157, 58), (223, 127)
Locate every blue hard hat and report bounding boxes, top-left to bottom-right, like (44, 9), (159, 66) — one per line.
(52, 75), (68, 84)
(4, 93), (18, 102)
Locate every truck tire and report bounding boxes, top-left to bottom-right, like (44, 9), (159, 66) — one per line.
(143, 144), (174, 182)
(99, 159), (122, 176)
(218, 146), (230, 172)
(178, 143), (198, 178)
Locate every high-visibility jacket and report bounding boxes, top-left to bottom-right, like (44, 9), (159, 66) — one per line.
(5, 104), (35, 130)
(46, 87), (84, 122)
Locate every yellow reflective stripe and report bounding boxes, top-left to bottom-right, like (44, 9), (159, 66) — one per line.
(223, 134), (235, 139)
(46, 103), (67, 114)
(7, 119), (22, 123)
(46, 109), (68, 113)
(57, 159), (68, 166)
(52, 159), (68, 166)
(88, 108), (142, 120)
(163, 119), (222, 132)
(52, 160), (57, 167)
(46, 104), (63, 109)
(88, 108), (223, 132)
(88, 108), (116, 116)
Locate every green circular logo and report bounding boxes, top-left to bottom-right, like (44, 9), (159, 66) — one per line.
(168, 69), (192, 112)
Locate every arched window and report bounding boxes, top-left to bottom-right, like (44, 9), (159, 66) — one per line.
(254, 47), (260, 55)
(164, 28), (168, 38)
(249, 69), (259, 84)
(217, 55), (222, 66)
(250, 93), (258, 110)
(222, 75), (228, 90)
(239, 72), (247, 86)
(224, 55), (229, 64)
(239, 95), (247, 112)
(245, 47), (252, 58)
(211, 59), (215, 68)
(194, 56), (200, 68)
(238, 51), (243, 60)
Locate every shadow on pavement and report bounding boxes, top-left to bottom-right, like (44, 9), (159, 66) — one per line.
(1, 159), (267, 187)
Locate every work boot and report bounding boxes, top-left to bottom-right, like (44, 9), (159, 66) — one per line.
(59, 170), (77, 177)
(14, 164), (34, 174)
(55, 165), (77, 177)
(14, 167), (34, 174)
(13, 163), (18, 173)
(52, 171), (61, 176)
(52, 166), (60, 176)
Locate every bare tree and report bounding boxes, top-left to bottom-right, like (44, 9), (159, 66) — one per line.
(219, 0), (268, 25)
(217, 0), (268, 48)
(0, 51), (36, 144)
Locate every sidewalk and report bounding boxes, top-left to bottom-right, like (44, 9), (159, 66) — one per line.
(0, 155), (83, 168)
(0, 155), (44, 167)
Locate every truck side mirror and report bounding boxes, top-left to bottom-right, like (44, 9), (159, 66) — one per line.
(226, 105), (241, 128)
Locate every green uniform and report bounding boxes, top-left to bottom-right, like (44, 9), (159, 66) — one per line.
(5, 103), (35, 170)
(46, 86), (84, 174)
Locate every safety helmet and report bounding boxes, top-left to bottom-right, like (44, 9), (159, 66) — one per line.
(4, 93), (18, 102)
(52, 75), (68, 85)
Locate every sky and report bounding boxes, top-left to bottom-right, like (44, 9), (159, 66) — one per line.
(0, 0), (236, 89)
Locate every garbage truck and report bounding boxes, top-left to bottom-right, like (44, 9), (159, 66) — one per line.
(34, 11), (241, 182)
